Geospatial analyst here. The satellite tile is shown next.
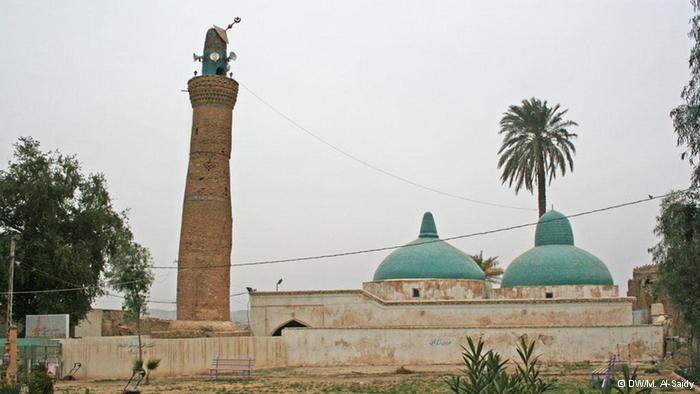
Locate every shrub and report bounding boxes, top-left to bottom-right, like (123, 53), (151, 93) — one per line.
(0, 385), (21, 394)
(145, 359), (161, 384)
(27, 363), (53, 394)
(447, 335), (554, 393)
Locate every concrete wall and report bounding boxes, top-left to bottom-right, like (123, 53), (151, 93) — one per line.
(363, 279), (487, 301)
(59, 324), (663, 378)
(250, 290), (634, 336)
(60, 335), (286, 380)
(491, 285), (619, 299)
(74, 310), (102, 338)
(283, 325), (664, 366)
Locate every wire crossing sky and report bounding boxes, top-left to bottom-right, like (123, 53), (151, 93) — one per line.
(153, 188), (690, 270)
(239, 82), (536, 211)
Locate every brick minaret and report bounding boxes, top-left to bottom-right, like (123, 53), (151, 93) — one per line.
(177, 24), (239, 321)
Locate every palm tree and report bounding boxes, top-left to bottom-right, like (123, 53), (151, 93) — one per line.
(497, 98), (578, 217)
(471, 251), (504, 284)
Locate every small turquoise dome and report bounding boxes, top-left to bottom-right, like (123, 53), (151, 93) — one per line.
(372, 212), (486, 281)
(501, 210), (614, 287)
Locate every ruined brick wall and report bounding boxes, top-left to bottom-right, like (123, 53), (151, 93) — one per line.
(75, 309), (172, 337)
(627, 264), (689, 336)
(177, 75), (238, 321)
(101, 310), (170, 336)
(626, 264), (658, 310)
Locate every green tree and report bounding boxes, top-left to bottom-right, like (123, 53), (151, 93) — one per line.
(106, 235), (154, 363)
(0, 137), (133, 330)
(497, 98), (578, 217)
(670, 0), (700, 187)
(651, 190), (700, 372)
(471, 251), (504, 284)
(657, 0), (700, 376)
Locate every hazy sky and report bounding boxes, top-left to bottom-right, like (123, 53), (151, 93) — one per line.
(0, 1), (694, 312)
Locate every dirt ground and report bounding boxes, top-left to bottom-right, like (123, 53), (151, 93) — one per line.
(53, 364), (697, 394)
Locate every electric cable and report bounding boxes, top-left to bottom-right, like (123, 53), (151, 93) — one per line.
(9, 189), (692, 293)
(238, 81), (535, 211)
(155, 188), (691, 270)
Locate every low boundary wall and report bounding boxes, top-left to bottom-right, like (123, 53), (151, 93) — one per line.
(284, 325), (664, 366)
(59, 324), (663, 379)
(60, 336), (286, 380)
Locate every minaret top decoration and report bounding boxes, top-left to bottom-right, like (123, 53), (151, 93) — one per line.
(193, 17), (241, 76)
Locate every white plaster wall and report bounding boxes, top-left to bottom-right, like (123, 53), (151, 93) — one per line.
(250, 290), (634, 336)
(362, 279), (487, 301)
(283, 325), (664, 366)
(60, 335), (286, 380)
(491, 285), (619, 299)
(58, 325), (663, 379)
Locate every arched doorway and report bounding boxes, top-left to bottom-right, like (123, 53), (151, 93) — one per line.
(272, 319), (308, 336)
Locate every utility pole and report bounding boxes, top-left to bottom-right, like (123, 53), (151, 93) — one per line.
(4, 238), (17, 386)
(5, 238), (15, 329)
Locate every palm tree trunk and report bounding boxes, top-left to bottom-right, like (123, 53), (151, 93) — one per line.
(536, 156), (546, 217)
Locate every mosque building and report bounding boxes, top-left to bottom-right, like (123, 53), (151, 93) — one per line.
(175, 23), (661, 367)
(249, 211), (663, 365)
(60, 25), (667, 379)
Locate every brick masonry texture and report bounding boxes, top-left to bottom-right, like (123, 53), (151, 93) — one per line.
(177, 75), (239, 321)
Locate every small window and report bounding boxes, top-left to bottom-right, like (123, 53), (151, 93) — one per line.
(412, 288), (420, 298)
(545, 292), (554, 299)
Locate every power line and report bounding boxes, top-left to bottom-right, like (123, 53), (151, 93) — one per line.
(0, 281), (141, 296)
(103, 291), (247, 306)
(155, 188), (690, 271)
(238, 81), (535, 211)
(8, 189), (689, 294)
(12, 259), (248, 301)
(105, 291), (248, 306)
(104, 293), (177, 305)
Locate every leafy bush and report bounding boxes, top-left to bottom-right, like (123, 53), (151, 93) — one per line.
(27, 363), (53, 394)
(675, 366), (700, 384)
(146, 359), (160, 371)
(447, 335), (554, 393)
(0, 384), (21, 394)
(145, 358), (161, 384)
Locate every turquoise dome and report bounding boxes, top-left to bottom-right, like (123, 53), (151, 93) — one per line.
(372, 212), (486, 281)
(501, 210), (614, 287)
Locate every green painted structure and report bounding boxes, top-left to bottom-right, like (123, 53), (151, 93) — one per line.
(201, 27), (231, 76)
(501, 210), (614, 288)
(372, 212), (486, 281)
(196, 21), (241, 76)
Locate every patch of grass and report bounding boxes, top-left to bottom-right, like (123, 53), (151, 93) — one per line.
(549, 378), (599, 394)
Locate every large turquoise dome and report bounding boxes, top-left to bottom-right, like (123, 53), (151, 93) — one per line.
(372, 212), (486, 281)
(501, 210), (614, 287)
